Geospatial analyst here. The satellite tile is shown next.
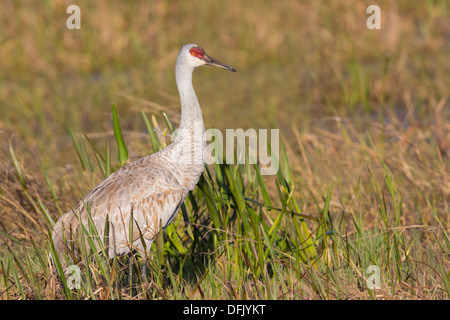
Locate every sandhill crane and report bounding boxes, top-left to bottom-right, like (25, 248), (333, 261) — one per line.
(52, 44), (236, 271)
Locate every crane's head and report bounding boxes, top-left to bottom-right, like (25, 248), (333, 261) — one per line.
(178, 44), (237, 72)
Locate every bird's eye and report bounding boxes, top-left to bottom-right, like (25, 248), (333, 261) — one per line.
(189, 47), (205, 59)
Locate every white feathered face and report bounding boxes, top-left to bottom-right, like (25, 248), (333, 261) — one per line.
(184, 44), (236, 72)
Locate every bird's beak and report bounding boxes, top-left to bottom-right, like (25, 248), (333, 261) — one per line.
(203, 54), (237, 72)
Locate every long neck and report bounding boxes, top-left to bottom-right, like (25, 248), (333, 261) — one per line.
(175, 63), (205, 134)
(176, 64), (203, 131)
(171, 62), (206, 189)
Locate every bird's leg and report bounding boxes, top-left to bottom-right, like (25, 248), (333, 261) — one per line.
(127, 255), (133, 289)
(142, 259), (148, 282)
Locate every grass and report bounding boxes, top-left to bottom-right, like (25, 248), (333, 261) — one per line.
(0, 1), (449, 299)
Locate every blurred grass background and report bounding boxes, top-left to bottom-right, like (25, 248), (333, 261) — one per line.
(0, 0), (449, 299)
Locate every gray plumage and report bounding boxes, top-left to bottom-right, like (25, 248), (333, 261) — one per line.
(51, 44), (236, 269)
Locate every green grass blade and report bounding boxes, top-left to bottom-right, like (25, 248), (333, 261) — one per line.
(48, 231), (73, 299)
(39, 161), (63, 216)
(253, 163), (272, 209)
(197, 175), (221, 229)
(141, 110), (161, 153)
(67, 122), (87, 173)
(8, 253), (25, 300)
(112, 104), (128, 166)
(36, 197), (55, 228)
(9, 141), (27, 192)
(162, 112), (175, 133)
